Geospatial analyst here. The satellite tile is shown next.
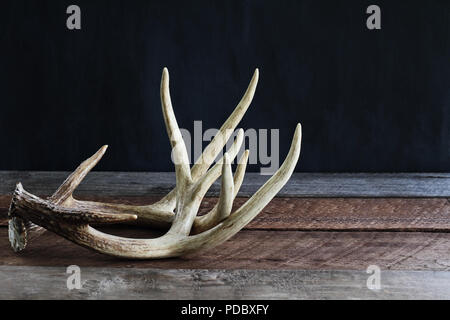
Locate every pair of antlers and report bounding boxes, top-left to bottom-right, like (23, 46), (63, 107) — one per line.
(8, 68), (302, 259)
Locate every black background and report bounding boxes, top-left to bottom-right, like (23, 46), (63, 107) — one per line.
(0, 0), (448, 172)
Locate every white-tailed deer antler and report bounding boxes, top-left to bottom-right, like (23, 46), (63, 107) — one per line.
(8, 68), (302, 259)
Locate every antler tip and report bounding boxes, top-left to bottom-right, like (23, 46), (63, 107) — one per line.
(295, 122), (302, 135)
(237, 128), (244, 137)
(161, 68), (169, 84)
(223, 152), (230, 164)
(94, 145), (108, 158)
(252, 68), (259, 82)
(238, 149), (250, 165)
(292, 123), (302, 151)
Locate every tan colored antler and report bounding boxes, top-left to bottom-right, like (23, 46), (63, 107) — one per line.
(8, 68), (302, 259)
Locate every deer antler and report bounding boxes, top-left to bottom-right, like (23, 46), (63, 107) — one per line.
(8, 68), (302, 259)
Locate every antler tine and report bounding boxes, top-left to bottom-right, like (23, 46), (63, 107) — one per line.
(49, 145), (108, 206)
(161, 68), (192, 187)
(231, 149), (250, 197)
(17, 146), (108, 247)
(193, 149), (249, 234)
(166, 129), (244, 236)
(228, 124), (302, 223)
(190, 128), (244, 199)
(190, 68), (258, 180)
(152, 69), (258, 209)
(184, 123), (302, 250)
(209, 152), (234, 223)
(47, 145), (164, 224)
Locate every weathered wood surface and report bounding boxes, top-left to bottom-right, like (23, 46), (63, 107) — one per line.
(0, 266), (448, 299)
(1, 171), (449, 197)
(1, 227), (449, 271)
(3, 196), (450, 231)
(1, 171), (449, 299)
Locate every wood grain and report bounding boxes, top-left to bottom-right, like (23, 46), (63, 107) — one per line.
(1, 266), (448, 299)
(1, 171), (449, 197)
(0, 171), (448, 299)
(2, 195), (449, 231)
(1, 227), (449, 271)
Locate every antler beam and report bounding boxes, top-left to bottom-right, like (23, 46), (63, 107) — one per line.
(8, 68), (302, 259)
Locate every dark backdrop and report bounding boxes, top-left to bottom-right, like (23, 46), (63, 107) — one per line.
(0, 0), (449, 172)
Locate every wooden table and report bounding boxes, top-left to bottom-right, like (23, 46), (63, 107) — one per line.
(1, 172), (449, 299)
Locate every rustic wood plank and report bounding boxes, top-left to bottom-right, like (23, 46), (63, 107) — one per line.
(2, 196), (449, 231)
(1, 171), (449, 197)
(1, 227), (448, 271)
(0, 266), (448, 299)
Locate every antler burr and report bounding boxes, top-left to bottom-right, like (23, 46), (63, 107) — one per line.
(8, 68), (302, 259)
